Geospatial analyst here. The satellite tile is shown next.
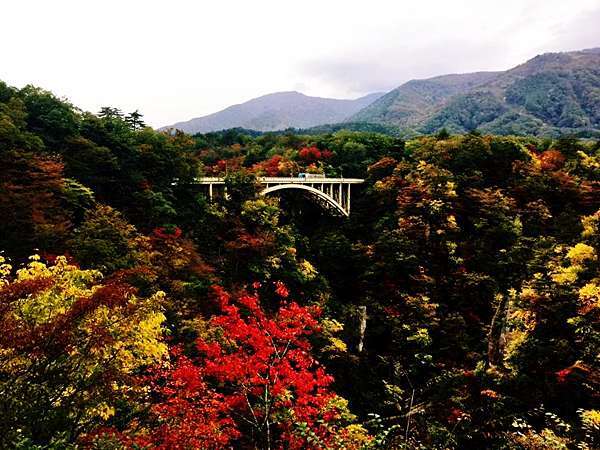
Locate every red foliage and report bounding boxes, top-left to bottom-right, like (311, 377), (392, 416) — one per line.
(0, 152), (71, 253)
(253, 155), (285, 176)
(0, 275), (138, 359)
(383, 306), (401, 317)
(579, 180), (600, 208)
(0, 277), (55, 310)
(206, 157), (244, 175)
(298, 146), (322, 161)
(480, 389), (499, 399)
(274, 280), (290, 298)
(214, 159), (229, 174)
(88, 350), (238, 449)
(556, 367), (573, 383)
(224, 229), (274, 255)
(195, 286), (344, 448)
(554, 362), (592, 385)
(133, 353), (238, 449)
(321, 149), (333, 159)
(538, 149), (566, 171)
(297, 147), (333, 161)
(152, 226), (182, 239)
(368, 157), (397, 179)
(39, 251), (77, 266)
(447, 407), (468, 424)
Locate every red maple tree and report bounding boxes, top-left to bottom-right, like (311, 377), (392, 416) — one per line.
(196, 285), (349, 449)
(97, 284), (360, 449)
(130, 352), (239, 449)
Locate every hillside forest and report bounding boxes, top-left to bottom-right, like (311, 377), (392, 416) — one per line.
(1, 81), (599, 449)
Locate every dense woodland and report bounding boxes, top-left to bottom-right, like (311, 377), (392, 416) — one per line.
(351, 49), (600, 138)
(1, 81), (599, 449)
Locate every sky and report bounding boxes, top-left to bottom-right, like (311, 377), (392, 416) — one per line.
(2, 0), (599, 127)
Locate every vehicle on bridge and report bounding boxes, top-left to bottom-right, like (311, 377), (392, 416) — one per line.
(298, 173), (325, 179)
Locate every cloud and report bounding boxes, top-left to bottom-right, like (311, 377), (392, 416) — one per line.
(546, 6), (600, 51)
(297, 0), (600, 97)
(299, 37), (515, 97)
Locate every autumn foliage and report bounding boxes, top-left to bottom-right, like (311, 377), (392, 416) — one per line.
(0, 255), (167, 446)
(298, 146), (333, 162)
(1, 81), (600, 449)
(98, 284), (368, 449)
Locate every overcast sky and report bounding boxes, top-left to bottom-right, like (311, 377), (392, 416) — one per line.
(2, 0), (599, 127)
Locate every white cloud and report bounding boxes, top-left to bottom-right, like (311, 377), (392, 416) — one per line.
(1, 0), (599, 127)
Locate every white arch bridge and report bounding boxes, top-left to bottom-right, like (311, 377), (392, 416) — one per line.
(195, 177), (364, 216)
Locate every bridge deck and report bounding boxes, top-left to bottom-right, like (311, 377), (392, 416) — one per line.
(194, 177), (364, 184)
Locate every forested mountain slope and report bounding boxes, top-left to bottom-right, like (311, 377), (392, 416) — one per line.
(350, 71), (500, 128)
(351, 48), (600, 136)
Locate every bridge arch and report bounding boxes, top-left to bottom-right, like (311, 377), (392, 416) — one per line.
(260, 184), (348, 217)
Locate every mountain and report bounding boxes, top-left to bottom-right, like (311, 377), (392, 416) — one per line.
(162, 91), (384, 134)
(351, 71), (501, 128)
(350, 48), (600, 136)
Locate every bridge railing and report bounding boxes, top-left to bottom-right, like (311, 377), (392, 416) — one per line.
(193, 177), (364, 184)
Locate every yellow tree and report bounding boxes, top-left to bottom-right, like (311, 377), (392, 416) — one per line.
(0, 255), (168, 447)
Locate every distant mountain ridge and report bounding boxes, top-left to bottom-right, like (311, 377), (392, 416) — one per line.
(162, 91), (384, 134)
(350, 47), (600, 136)
(163, 47), (600, 137)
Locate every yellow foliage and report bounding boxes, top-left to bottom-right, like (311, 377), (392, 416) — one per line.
(503, 299), (536, 370)
(508, 428), (569, 449)
(407, 327), (432, 346)
(82, 293), (168, 373)
(447, 214), (459, 230)
(325, 395), (356, 422)
(551, 265), (581, 285)
(12, 256), (102, 325)
(339, 423), (373, 448)
(531, 153), (542, 170)
(320, 318), (348, 354)
(580, 409), (600, 430)
(581, 210), (600, 238)
(566, 243), (596, 265)
(520, 287), (539, 302)
(577, 150), (600, 170)
(298, 259), (318, 281)
(0, 256), (12, 285)
(445, 181), (457, 198)
(373, 178), (394, 193)
(578, 282), (600, 314)
(241, 198), (280, 227)
(90, 402), (116, 420)
(579, 282), (600, 300)
(0, 256), (168, 427)
(266, 255), (282, 270)
(549, 243), (596, 285)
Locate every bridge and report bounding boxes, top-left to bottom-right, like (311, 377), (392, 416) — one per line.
(195, 176), (364, 216)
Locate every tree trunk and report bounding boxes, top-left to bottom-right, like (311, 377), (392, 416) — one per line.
(357, 305), (367, 353)
(486, 294), (509, 370)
